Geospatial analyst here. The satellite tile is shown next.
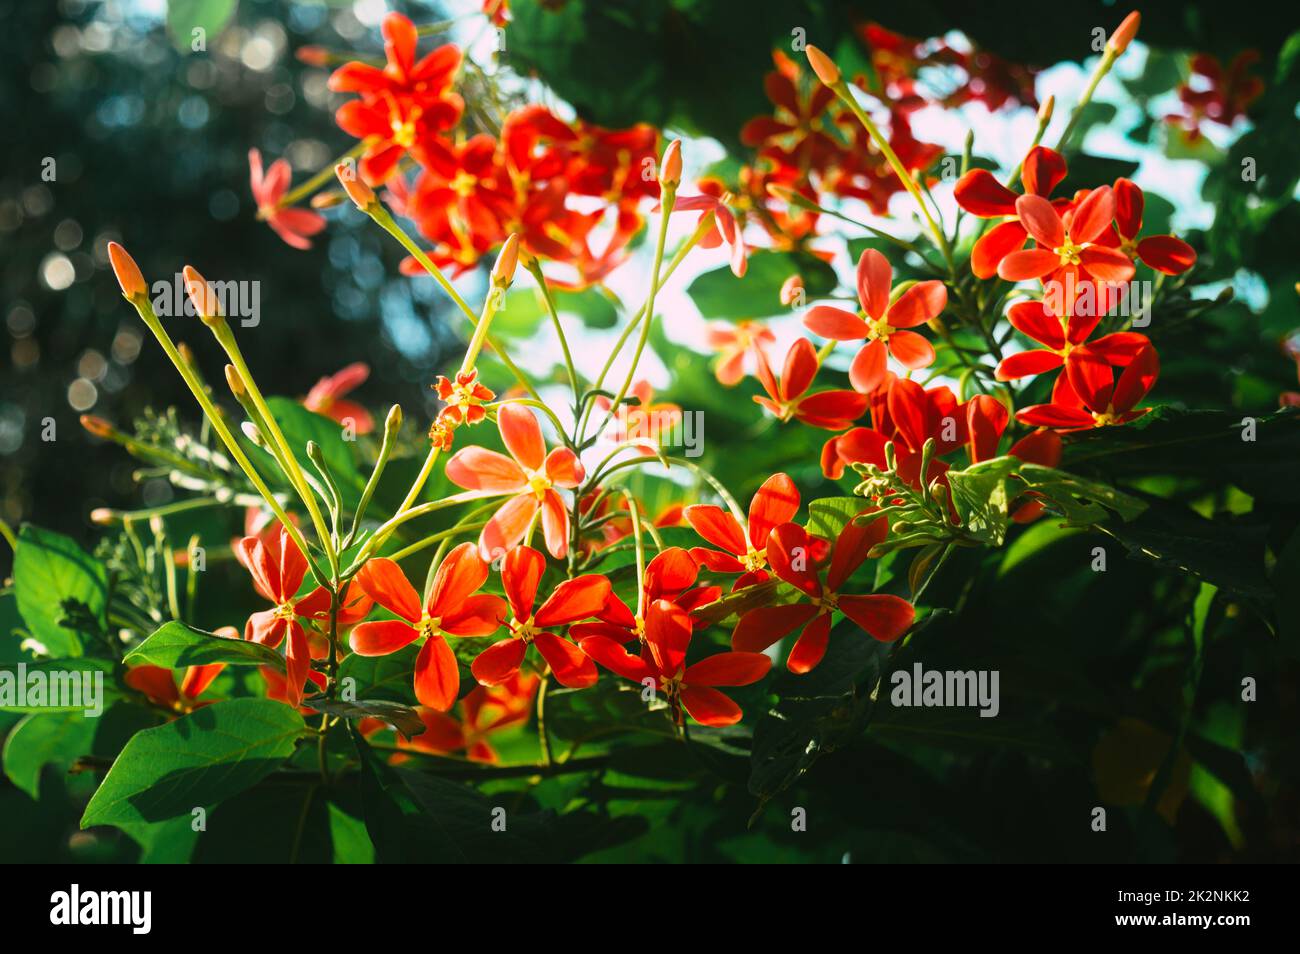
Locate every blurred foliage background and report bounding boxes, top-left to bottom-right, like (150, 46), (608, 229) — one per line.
(1, 0), (1298, 862)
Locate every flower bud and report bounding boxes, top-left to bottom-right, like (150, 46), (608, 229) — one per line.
(182, 265), (223, 326)
(310, 190), (347, 210)
(779, 274), (804, 307)
(805, 45), (841, 86)
(90, 508), (115, 526)
(384, 404), (402, 436)
(1037, 94), (1055, 125)
(1108, 12), (1140, 54)
(659, 139), (682, 188)
(224, 364), (246, 397)
(335, 163), (375, 211)
(80, 414), (115, 439)
(490, 233), (520, 288)
(295, 45), (330, 67)
(107, 242), (146, 301)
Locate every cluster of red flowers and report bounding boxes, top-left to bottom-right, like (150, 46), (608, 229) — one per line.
(1165, 51), (1264, 143)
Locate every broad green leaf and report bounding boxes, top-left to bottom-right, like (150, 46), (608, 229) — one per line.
(686, 250), (837, 319)
(263, 397), (362, 498)
(3, 711), (97, 799)
(166, 0), (238, 53)
(0, 658), (118, 712)
(337, 644), (419, 705)
(805, 496), (867, 541)
(125, 620), (285, 671)
(1015, 463), (1147, 525)
(945, 457), (1018, 545)
(13, 524), (108, 657)
(81, 698), (305, 827)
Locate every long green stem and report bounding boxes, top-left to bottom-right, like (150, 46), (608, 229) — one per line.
(525, 257), (581, 400)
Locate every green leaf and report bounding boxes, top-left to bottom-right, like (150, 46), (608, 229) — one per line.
(686, 250), (837, 319)
(13, 524), (108, 657)
(81, 698), (305, 827)
(301, 695), (425, 740)
(125, 620), (285, 671)
(3, 712), (97, 799)
(0, 659), (118, 712)
(1014, 463), (1147, 525)
(166, 0), (238, 53)
(945, 457), (1019, 545)
(805, 496), (867, 541)
(337, 644), (419, 705)
(263, 397), (362, 499)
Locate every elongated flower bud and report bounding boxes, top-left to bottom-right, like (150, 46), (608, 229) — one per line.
(182, 265), (223, 327)
(659, 139), (682, 188)
(108, 242), (146, 301)
(385, 404), (402, 436)
(224, 364), (246, 397)
(80, 414), (115, 439)
(310, 190), (346, 210)
(336, 163), (376, 211)
(90, 507), (115, 526)
(1109, 12), (1140, 54)
(1037, 94), (1055, 125)
(805, 45), (841, 86)
(491, 233), (520, 288)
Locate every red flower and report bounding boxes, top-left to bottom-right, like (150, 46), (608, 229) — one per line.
(1105, 178), (1197, 275)
(732, 516), (915, 673)
(953, 145), (1067, 278)
(580, 599), (771, 727)
(740, 51), (842, 176)
(471, 546), (607, 689)
(248, 148), (326, 250)
(125, 655), (226, 713)
(235, 525), (323, 708)
(329, 13), (463, 184)
(1017, 343), (1160, 431)
(997, 186), (1136, 288)
(593, 381), (682, 455)
(669, 181), (748, 277)
(445, 404), (585, 560)
(706, 320), (774, 386)
(804, 248), (945, 392)
(434, 368), (495, 429)
(684, 472), (800, 589)
(304, 362), (373, 433)
(754, 338), (868, 430)
(570, 547), (721, 646)
(381, 675), (538, 764)
(350, 546), (507, 710)
(995, 297), (1151, 382)
(1166, 51), (1264, 141)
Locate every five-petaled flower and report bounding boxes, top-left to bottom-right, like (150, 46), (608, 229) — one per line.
(350, 545), (507, 710)
(754, 338), (868, 430)
(1106, 178), (1197, 275)
(471, 546), (608, 689)
(580, 599), (772, 727)
(1017, 342), (1160, 431)
(804, 248), (946, 393)
(249, 148), (327, 250)
(732, 515), (915, 673)
(684, 472), (800, 590)
(994, 297), (1151, 382)
(953, 145), (1067, 278)
(997, 186), (1136, 291)
(445, 403), (585, 560)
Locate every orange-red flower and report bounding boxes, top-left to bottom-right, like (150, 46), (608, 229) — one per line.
(350, 546), (507, 710)
(580, 599), (771, 727)
(445, 404), (585, 560)
(379, 674), (538, 764)
(1104, 178), (1197, 276)
(995, 297), (1151, 382)
(593, 380), (682, 455)
(570, 547), (720, 644)
(1017, 342), (1160, 431)
(329, 13), (463, 184)
(997, 187), (1136, 288)
(669, 183), (748, 277)
(304, 362), (373, 433)
(249, 148), (326, 250)
(732, 516), (914, 673)
(754, 338), (868, 430)
(953, 145), (1068, 278)
(235, 525), (320, 707)
(471, 546), (607, 689)
(434, 368), (495, 429)
(804, 248), (945, 392)
(125, 657), (226, 714)
(684, 472), (800, 589)
(707, 320), (774, 386)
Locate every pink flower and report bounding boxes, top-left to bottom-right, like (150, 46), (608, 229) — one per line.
(249, 148), (327, 250)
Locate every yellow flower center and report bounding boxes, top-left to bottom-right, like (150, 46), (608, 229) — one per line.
(512, 616), (538, 644)
(273, 602), (296, 622)
(392, 118), (418, 149)
(450, 170), (477, 197)
(632, 616), (646, 642)
(1092, 406), (1121, 427)
(742, 548), (767, 572)
(867, 315), (895, 341)
(526, 471), (553, 501)
(812, 592), (839, 613)
(1054, 239), (1084, 266)
(418, 615), (442, 640)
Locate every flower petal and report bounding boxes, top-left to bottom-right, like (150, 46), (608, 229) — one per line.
(731, 603), (819, 653)
(355, 557), (422, 623)
(804, 305), (869, 341)
(856, 248), (893, 319)
(532, 632), (598, 688)
(679, 685), (743, 727)
(440, 594), (508, 636)
(886, 280), (947, 328)
(535, 574), (612, 627)
(643, 599), (692, 678)
(471, 637), (527, 686)
(579, 634), (654, 682)
(684, 504), (747, 556)
(995, 349), (1063, 381)
(953, 168), (1018, 216)
(497, 403), (546, 471)
(543, 447), (584, 488)
(349, 619), (419, 656)
(479, 494), (539, 562)
(445, 446), (527, 492)
(1137, 235), (1196, 275)
(998, 248), (1059, 282)
(1015, 194), (1064, 248)
(748, 473), (800, 551)
(1006, 300), (1066, 350)
(1068, 185), (1114, 244)
(684, 651), (771, 687)
(886, 329), (936, 370)
(414, 634), (459, 711)
(502, 545), (545, 621)
(1111, 343), (1159, 414)
(849, 339), (889, 394)
(787, 611), (832, 673)
(838, 594), (915, 642)
(428, 542), (489, 618)
(540, 489), (570, 559)
(971, 220), (1028, 279)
